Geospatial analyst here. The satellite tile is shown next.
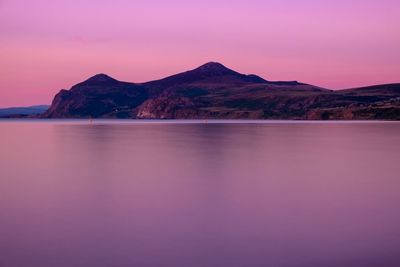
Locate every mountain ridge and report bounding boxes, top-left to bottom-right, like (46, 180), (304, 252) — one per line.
(41, 62), (400, 120)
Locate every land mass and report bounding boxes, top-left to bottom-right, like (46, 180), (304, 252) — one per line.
(35, 62), (400, 120)
(0, 105), (49, 118)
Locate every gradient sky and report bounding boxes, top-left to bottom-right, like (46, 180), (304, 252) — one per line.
(0, 0), (399, 107)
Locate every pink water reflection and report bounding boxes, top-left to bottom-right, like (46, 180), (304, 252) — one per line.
(0, 121), (400, 267)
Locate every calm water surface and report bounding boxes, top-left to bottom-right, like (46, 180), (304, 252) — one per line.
(0, 120), (400, 267)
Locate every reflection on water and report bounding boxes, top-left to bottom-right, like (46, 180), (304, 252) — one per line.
(0, 120), (400, 267)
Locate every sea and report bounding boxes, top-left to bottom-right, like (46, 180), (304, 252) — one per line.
(0, 120), (399, 267)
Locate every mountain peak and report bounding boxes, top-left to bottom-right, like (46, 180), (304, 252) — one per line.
(198, 61), (227, 69)
(145, 62), (267, 87)
(71, 73), (120, 88)
(194, 62), (236, 74)
(85, 73), (117, 83)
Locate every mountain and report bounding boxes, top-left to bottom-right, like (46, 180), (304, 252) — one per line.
(145, 62), (268, 88)
(42, 62), (400, 120)
(44, 74), (148, 118)
(0, 105), (49, 118)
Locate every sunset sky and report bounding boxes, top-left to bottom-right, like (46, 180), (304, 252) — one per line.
(0, 0), (399, 107)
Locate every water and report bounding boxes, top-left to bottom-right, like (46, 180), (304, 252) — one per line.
(0, 120), (399, 267)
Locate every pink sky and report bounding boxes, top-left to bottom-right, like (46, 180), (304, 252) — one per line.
(0, 0), (399, 107)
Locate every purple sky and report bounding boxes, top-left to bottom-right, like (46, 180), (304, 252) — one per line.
(0, 0), (399, 107)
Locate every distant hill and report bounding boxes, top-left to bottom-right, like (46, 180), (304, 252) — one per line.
(0, 105), (49, 117)
(42, 62), (400, 120)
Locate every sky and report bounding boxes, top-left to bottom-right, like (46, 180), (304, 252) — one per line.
(0, 0), (399, 107)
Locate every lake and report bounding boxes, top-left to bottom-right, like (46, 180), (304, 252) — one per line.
(0, 120), (399, 267)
